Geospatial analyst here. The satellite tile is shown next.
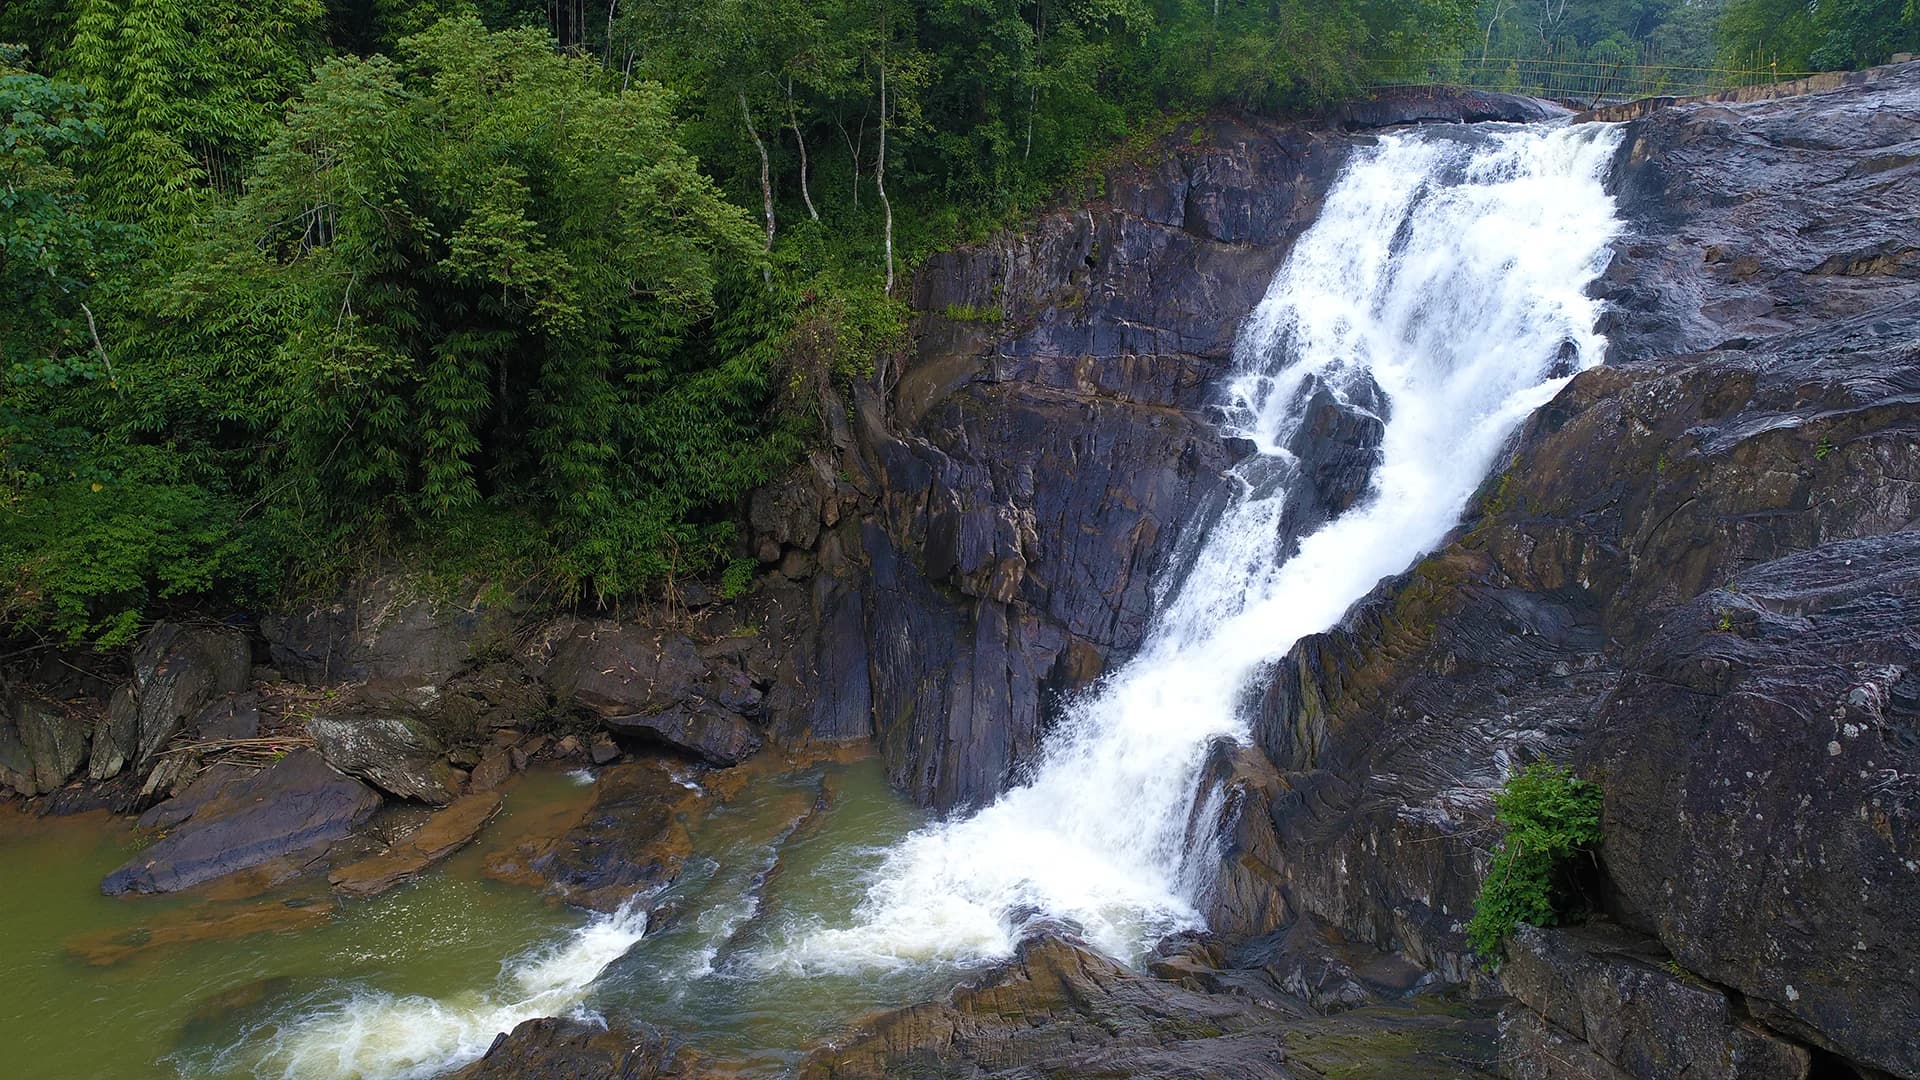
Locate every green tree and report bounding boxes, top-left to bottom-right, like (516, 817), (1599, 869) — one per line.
(1720, 0), (1918, 70)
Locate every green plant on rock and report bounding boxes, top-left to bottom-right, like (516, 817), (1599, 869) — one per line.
(1466, 761), (1603, 961)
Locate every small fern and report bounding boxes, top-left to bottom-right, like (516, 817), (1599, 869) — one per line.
(1467, 762), (1603, 961)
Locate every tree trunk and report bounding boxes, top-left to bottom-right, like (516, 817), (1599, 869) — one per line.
(786, 79), (819, 222)
(877, 59), (894, 295)
(741, 92), (776, 274)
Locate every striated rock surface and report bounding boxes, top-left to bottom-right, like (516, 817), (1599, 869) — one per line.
(797, 933), (1494, 1079)
(1498, 924), (1810, 1080)
(87, 622), (249, 783)
(1208, 63), (1920, 1077)
(860, 113), (1350, 810)
(0, 691), (90, 796)
(101, 749), (380, 895)
(328, 789), (503, 898)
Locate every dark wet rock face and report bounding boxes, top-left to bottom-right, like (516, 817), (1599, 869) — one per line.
(1328, 86), (1572, 130)
(452, 1017), (698, 1079)
(1593, 533), (1920, 1075)
(1499, 924), (1810, 1080)
(101, 750), (380, 895)
(482, 759), (700, 911)
(797, 933), (1495, 1079)
(88, 622), (249, 783)
(1209, 67), (1920, 1077)
(1597, 63), (1920, 363)
(862, 114), (1349, 810)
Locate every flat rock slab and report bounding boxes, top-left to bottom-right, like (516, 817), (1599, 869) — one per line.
(102, 750), (381, 895)
(329, 790), (504, 898)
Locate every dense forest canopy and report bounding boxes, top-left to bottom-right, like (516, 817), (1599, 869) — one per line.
(1, 0), (1912, 643)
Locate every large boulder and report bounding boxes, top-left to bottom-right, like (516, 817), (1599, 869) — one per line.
(101, 750), (380, 894)
(1498, 924), (1811, 1080)
(546, 623), (764, 765)
(1592, 535), (1920, 1077)
(306, 685), (464, 804)
(87, 622), (249, 782)
(261, 572), (517, 685)
(0, 692), (90, 795)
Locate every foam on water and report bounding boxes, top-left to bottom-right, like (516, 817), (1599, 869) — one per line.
(767, 120), (1626, 972)
(235, 901), (647, 1079)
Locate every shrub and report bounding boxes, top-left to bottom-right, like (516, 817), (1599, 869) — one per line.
(1466, 761), (1603, 960)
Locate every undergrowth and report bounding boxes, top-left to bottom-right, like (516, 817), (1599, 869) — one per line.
(1466, 761), (1604, 961)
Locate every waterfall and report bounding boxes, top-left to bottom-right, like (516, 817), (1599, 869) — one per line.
(770, 121), (1626, 972)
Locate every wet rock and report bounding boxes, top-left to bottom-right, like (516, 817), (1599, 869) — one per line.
(191, 692), (259, 741)
(1329, 86), (1572, 130)
(797, 933), (1495, 1079)
(604, 705), (760, 767)
(1271, 373), (1387, 559)
(88, 622), (249, 781)
(1215, 70), (1920, 1075)
(589, 732), (620, 765)
(483, 759), (700, 911)
(136, 762), (251, 830)
(261, 572), (517, 686)
(1600, 62), (1920, 363)
(451, 1016), (699, 1079)
(468, 747), (514, 792)
(0, 692), (90, 795)
(1591, 535), (1920, 1076)
(101, 750), (380, 895)
(864, 114), (1348, 811)
(306, 684), (464, 804)
(67, 898), (333, 967)
(329, 790), (504, 898)
(1498, 924), (1810, 1080)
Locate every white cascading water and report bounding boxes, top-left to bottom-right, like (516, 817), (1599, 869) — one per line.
(228, 900), (649, 1080)
(770, 120), (1626, 972)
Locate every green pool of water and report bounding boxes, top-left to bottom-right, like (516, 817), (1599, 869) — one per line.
(0, 756), (943, 1078)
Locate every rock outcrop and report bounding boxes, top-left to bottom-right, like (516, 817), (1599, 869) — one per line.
(452, 1016), (700, 1079)
(482, 759), (702, 911)
(1204, 62), (1920, 1077)
(797, 932), (1495, 1079)
(101, 749), (381, 895)
(854, 114), (1350, 811)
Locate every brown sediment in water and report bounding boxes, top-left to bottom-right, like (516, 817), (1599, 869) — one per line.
(66, 897), (336, 967)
